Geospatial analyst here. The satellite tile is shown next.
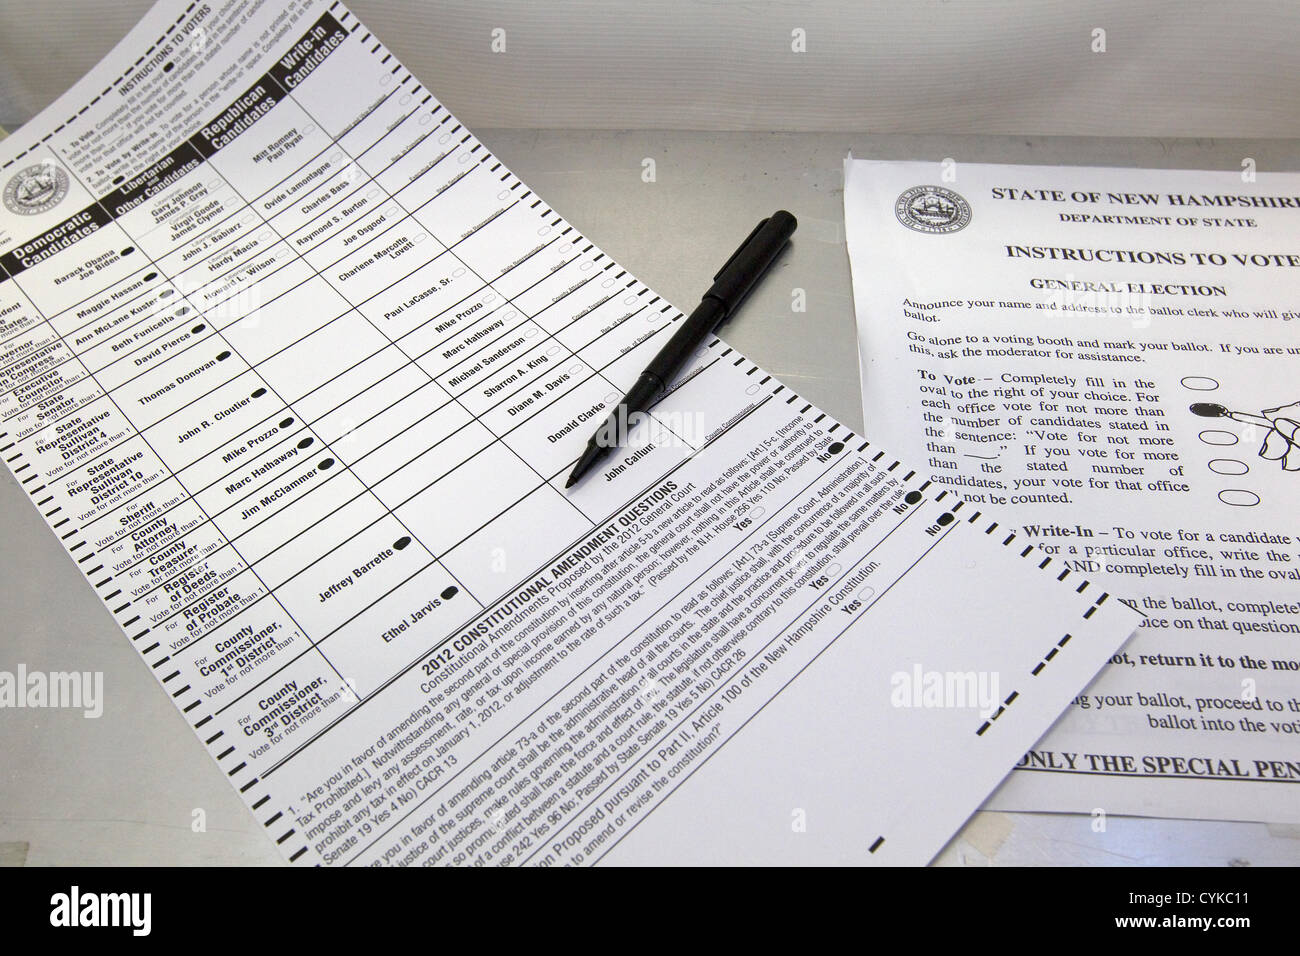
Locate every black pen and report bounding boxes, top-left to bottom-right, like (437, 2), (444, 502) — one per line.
(565, 211), (797, 488)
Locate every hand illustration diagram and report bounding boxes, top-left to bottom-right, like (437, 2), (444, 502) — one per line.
(1190, 401), (1300, 471)
(1259, 402), (1300, 471)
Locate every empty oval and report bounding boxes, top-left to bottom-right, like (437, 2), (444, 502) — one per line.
(1199, 429), (1238, 446)
(1181, 376), (1219, 391)
(1208, 458), (1248, 476)
(745, 383), (761, 395)
(1218, 489), (1260, 507)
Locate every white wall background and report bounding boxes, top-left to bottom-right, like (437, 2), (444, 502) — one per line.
(2, 0), (1298, 136)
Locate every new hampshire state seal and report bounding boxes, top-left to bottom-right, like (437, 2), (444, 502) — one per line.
(895, 185), (971, 234)
(3, 162), (70, 216)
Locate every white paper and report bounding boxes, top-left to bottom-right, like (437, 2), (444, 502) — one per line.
(845, 157), (1300, 824)
(0, 0), (1137, 867)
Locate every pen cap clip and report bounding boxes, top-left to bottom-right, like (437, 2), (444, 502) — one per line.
(713, 218), (770, 281)
(706, 210), (797, 320)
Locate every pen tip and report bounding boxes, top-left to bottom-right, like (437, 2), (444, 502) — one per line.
(565, 473), (580, 489)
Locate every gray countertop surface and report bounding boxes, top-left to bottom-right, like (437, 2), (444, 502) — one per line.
(3, 131), (1298, 866)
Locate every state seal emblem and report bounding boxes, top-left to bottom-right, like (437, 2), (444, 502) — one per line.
(4, 162), (70, 216)
(895, 185), (971, 234)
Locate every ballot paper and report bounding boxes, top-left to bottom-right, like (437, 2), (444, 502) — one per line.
(845, 158), (1300, 825)
(0, 0), (1137, 868)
